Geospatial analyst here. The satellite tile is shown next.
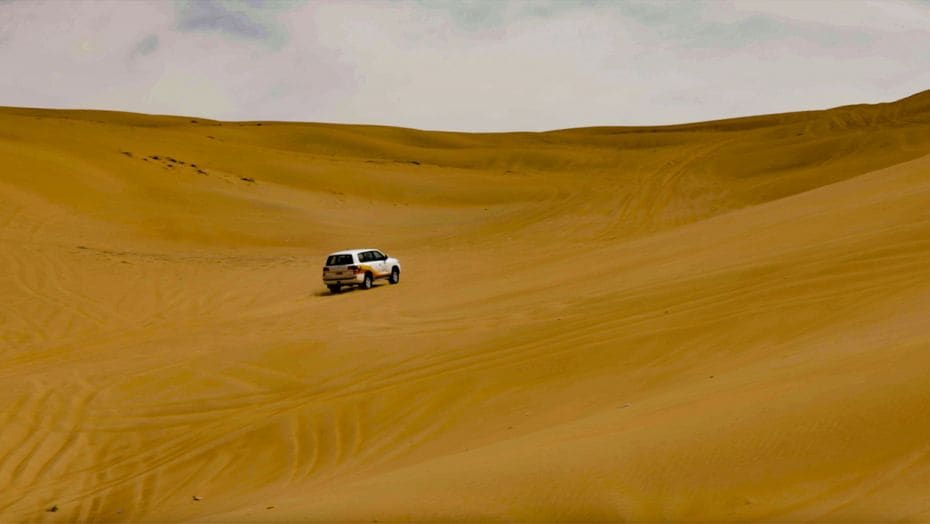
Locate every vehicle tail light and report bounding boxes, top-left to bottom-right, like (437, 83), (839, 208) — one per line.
(348, 265), (359, 274)
(323, 267), (329, 273)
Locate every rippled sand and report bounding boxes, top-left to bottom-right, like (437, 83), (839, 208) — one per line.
(2, 91), (930, 522)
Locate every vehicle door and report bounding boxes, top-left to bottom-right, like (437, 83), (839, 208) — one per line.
(370, 250), (389, 278)
(357, 250), (370, 273)
(358, 250), (377, 276)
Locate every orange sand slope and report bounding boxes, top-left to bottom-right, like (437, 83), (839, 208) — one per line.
(2, 90), (930, 522)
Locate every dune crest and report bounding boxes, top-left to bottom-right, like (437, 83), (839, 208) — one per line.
(2, 91), (930, 522)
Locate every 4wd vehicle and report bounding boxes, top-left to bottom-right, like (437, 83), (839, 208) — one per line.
(322, 249), (401, 294)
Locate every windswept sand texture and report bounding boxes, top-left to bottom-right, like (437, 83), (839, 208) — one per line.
(2, 91), (930, 522)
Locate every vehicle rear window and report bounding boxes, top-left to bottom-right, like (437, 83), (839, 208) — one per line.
(326, 254), (354, 266)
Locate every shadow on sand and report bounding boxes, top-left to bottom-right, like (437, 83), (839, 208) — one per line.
(313, 283), (388, 297)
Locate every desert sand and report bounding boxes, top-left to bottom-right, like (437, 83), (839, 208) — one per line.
(2, 90), (930, 522)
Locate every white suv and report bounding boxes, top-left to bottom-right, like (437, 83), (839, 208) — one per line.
(322, 249), (401, 293)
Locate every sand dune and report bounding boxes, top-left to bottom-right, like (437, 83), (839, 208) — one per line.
(2, 90), (930, 522)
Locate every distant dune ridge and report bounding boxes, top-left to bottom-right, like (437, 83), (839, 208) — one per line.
(2, 90), (930, 522)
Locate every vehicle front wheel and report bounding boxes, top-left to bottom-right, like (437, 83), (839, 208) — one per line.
(389, 267), (400, 284)
(361, 273), (373, 290)
(327, 284), (340, 294)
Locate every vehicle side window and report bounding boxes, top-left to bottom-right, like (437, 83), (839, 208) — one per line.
(359, 251), (373, 263)
(372, 250), (385, 261)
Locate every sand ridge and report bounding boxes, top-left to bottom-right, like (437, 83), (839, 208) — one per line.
(1, 91), (930, 522)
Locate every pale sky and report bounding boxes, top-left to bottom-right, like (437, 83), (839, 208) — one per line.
(1, 0), (929, 131)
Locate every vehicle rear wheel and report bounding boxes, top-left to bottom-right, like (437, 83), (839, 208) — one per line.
(327, 284), (340, 294)
(361, 273), (373, 290)
(389, 267), (400, 284)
